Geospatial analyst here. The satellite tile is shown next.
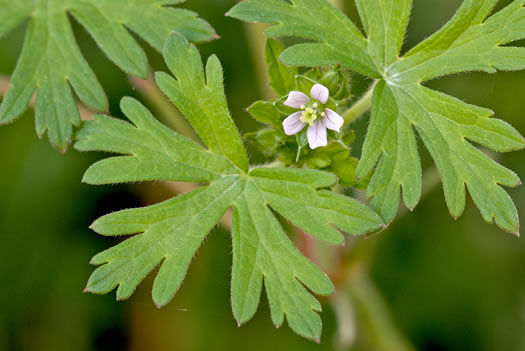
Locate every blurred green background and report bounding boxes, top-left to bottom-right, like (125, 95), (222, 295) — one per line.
(1, 0), (525, 350)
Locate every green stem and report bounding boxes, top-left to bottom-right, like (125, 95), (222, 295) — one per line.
(331, 291), (357, 350)
(344, 270), (417, 351)
(342, 82), (376, 126)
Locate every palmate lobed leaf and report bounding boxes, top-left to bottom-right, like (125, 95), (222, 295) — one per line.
(228, 0), (525, 233)
(0, 0), (216, 152)
(77, 33), (384, 341)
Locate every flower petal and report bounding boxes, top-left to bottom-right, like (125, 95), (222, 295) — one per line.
(283, 112), (306, 135)
(284, 91), (310, 108)
(310, 84), (329, 104)
(307, 120), (328, 149)
(324, 108), (344, 132)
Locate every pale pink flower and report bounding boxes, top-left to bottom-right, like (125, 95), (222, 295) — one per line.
(282, 84), (344, 149)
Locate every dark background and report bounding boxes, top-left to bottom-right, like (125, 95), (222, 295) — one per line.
(1, 0), (525, 350)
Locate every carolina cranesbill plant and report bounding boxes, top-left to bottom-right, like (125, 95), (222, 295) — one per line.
(1, 0), (525, 344)
(75, 33), (383, 341)
(229, 0), (525, 234)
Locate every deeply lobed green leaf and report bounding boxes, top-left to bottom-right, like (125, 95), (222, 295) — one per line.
(77, 33), (384, 341)
(155, 35), (249, 171)
(227, 0), (379, 77)
(76, 97), (240, 185)
(229, 0), (525, 233)
(0, 0), (216, 151)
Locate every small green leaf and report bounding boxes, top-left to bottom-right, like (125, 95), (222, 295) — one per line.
(265, 38), (298, 96)
(247, 100), (283, 128)
(77, 32), (384, 341)
(0, 0), (216, 151)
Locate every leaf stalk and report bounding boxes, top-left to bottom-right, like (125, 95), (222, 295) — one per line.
(342, 82), (376, 126)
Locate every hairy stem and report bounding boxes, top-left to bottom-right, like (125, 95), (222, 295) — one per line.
(335, 268), (416, 351)
(342, 82), (375, 126)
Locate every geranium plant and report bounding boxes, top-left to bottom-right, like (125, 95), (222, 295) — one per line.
(1, 0), (524, 345)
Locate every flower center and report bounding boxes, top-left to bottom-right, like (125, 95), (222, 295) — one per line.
(299, 100), (325, 126)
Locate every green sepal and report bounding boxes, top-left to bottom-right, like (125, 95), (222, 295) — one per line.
(244, 129), (284, 158)
(247, 100), (283, 128)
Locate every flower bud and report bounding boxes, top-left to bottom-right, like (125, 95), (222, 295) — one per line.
(319, 71), (340, 96)
(307, 153), (332, 169)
